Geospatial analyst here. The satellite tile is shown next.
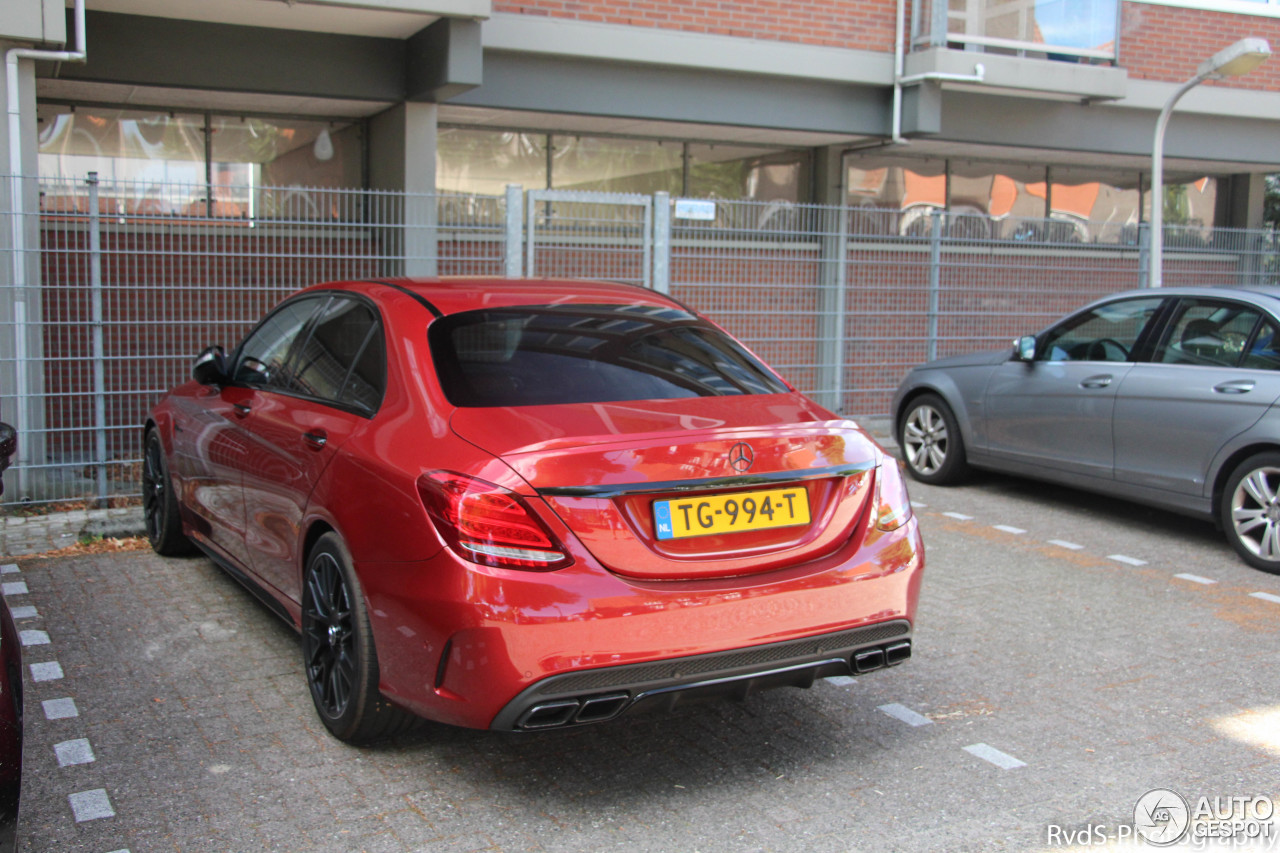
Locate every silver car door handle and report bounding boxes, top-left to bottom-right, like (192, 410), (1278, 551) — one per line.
(1214, 380), (1255, 394)
(302, 430), (328, 449)
(1080, 375), (1112, 389)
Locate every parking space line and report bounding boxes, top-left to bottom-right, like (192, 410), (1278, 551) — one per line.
(1048, 540), (1084, 550)
(1108, 554), (1147, 566)
(19, 629), (50, 647)
(0, 565), (17, 574)
(2, 581), (28, 596)
(1249, 592), (1280, 605)
(54, 739), (96, 768)
(963, 743), (1026, 769)
(9, 605), (37, 620)
(30, 661), (63, 682)
(992, 525), (1026, 534)
(825, 675), (856, 686)
(878, 703), (933, 727)
(68, 789), (114, 822)
(942, 512), (973, 521)
(910, 501), (928, 508)
(1175, 573), (1216, 585)
(42, 698), (79, 720)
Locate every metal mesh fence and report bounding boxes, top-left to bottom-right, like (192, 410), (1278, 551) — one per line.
(3, 177), (1278, 507)
(2, 175), (504, 505)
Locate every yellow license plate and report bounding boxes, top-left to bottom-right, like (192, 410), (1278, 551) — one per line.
(653, 487), (811, 540)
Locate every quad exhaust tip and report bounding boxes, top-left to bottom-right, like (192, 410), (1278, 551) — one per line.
(853, 640), (911, 673)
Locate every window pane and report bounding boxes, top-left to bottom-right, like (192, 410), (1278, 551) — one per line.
(1041, 297), (1164, 363)
(234, 298), (320, 387)
(429, 303), (789, 407)
(688, 144), (809, 202)
(551, 136), (682, 194)
(1158, 300), (1262, 367)
(292, 298), (382, 408)
(437, 129), (549, 196)
(1243, 321), (1280, 371)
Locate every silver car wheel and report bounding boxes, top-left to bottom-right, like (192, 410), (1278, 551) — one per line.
(903, 404), (949, 476)
(1231, 465), (1280, 563)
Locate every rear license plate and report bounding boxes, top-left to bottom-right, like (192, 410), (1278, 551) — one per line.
(653, 487), (811, 540)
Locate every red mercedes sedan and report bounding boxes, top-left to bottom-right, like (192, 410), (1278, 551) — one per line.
(144, 278), (923, 743)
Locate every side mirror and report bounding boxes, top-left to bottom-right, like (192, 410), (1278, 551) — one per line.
(1013, 335), (1037, 362)
(192, 345), (229, 385)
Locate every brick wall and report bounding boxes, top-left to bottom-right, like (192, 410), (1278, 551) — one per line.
(492, 0), (896, 50)
(1121, 1), (1280, 89)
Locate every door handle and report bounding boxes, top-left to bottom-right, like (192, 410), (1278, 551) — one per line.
(302, 430), (328, 450)
(232, 403), (251, 417)
(1079, 375), (1112, 389)
(1214, 380), (1255, 394)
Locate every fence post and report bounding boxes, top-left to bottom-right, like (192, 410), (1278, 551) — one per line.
(504, 184), (523, 278)
(927, 209), (943, 362)
(1136, 223), (1151, 289)
(87, 173), (108, 504)
(652, 192), (670, 294)
(816, 204), (848, 414)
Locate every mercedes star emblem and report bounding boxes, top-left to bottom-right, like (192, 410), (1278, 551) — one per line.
(728, 442), (754, 472)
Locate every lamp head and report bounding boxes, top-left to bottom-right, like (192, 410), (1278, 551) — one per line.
(1198, 37), (1271, 78)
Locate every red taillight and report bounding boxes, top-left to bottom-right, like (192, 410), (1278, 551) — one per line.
(875, 457), (914, 531)
(417, 471), (571, 570)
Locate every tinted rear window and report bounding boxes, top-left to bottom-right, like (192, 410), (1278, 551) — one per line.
(429, 303), (789, 407)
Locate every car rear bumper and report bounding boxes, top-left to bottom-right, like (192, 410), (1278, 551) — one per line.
(361, 516), (923, 731)
(490, 619), (912, 731)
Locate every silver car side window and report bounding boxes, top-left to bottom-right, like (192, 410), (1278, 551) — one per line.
(1156, 300), (1265, 368)
(1040, 297), (1163, 363)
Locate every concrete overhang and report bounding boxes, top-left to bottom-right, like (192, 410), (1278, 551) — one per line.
(904, 48), (1129, 103)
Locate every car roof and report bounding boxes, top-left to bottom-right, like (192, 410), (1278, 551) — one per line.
(298, 277), (685, 317)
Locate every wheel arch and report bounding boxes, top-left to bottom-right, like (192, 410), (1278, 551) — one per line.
(1211, 443), (1280, 523)
(893, 380), (974, 448)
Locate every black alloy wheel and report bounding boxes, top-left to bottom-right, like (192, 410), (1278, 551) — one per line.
(142, 430), (194, 556)
(301, 533), (415, 743)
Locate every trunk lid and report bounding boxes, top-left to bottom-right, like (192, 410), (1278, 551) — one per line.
(450, 395), (883, 580)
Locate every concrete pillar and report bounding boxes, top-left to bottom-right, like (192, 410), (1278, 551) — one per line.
(813, 145), (847, 413)
(368, 101), (439, 277)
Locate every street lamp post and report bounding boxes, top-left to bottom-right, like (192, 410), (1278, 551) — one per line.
(1149, 37), (1271, 288)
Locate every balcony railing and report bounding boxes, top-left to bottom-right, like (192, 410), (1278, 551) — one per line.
(912, 0), (1120, 63)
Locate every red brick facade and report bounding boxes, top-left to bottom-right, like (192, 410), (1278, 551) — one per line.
(1121, 2), (1280, 90)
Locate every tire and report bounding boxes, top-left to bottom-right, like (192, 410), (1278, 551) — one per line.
(301, 533), (417, 743)
(1221, 452), (1280, 574)
(897, 393), (971, 485)
(142, 430), (195, 556)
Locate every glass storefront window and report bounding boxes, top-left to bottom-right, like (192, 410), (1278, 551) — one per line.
(551, 136), (682, 194)
(37, 106), (362, 219)
(687, 144), (809, 202)
(436, 129), (549, 197)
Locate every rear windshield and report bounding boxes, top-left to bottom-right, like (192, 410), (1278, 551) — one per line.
(429, 303), (789, 407)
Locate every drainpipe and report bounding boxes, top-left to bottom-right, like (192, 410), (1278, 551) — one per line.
(891, 0), (985, 143)
(5, 0), (87, 493)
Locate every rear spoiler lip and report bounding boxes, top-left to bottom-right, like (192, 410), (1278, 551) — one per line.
(536, 460), (878, 499)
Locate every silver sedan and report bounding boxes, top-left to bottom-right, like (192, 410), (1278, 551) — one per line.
(893, 286), (1280, 573)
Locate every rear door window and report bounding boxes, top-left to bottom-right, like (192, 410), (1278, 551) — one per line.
(429, 303), (789, 407)
(290, 297), (386, 413)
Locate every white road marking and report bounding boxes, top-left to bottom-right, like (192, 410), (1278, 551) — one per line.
(992, 525), (1026, 534)
(42, 698), (79, 720)
(1, 582), (28, 596)
(1108, 554), (1147, 566)
(910, 501), (928, 508)
(9, 605), (36, 620)
(55, 739), (96, 768)
(963, 743), (1026, 769)
(1048, 539), (1084, 550)
(1174, 573), (1216, 585)
(878, 703), (933, 727)
(1249, 592), (1280, 605)
(942, 512), (973, 521)
(19, 630), (50, 647)
(30, 661), (63, 682)
(825, 675), (856, 686)
(68, 789), (114, 822)
(0, 564), (17, 574)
